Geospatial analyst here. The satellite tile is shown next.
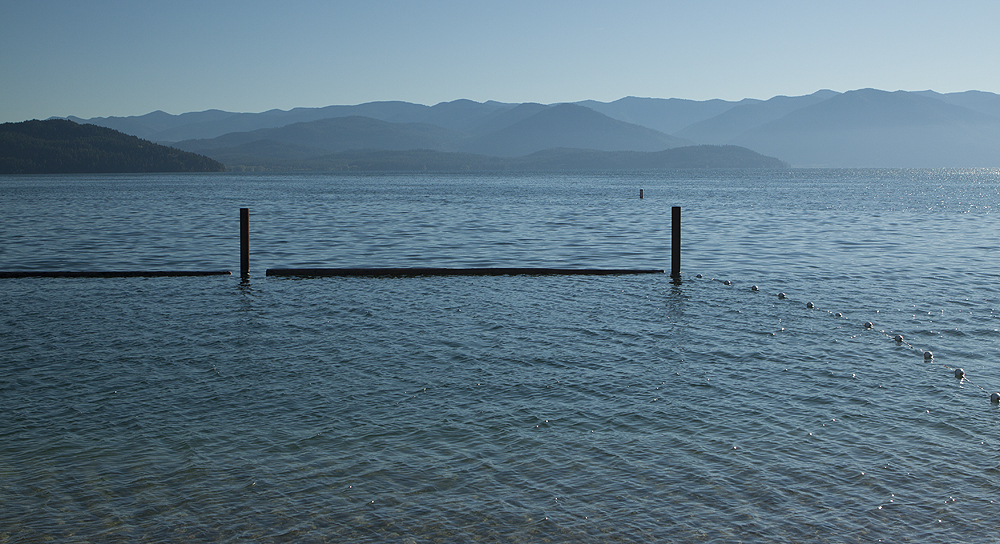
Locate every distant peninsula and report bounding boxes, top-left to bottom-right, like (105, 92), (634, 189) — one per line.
(0, 119), (225, 174)
(224, 145), (788, 172)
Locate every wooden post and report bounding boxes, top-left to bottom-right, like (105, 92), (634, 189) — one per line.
(240, 208), (249, 279)
(671, 206), (680, 279)
(639, 189), (644, 199)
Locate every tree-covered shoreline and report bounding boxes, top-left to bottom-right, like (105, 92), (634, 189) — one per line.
(0, 119), (225, 174)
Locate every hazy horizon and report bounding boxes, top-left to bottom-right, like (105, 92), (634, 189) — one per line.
(3, 0), (1000, 124)
(49, 87), (980, 121)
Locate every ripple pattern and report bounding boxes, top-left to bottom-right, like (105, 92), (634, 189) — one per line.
(3, 170), (1000, 542)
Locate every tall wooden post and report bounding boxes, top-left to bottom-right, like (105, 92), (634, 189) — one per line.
(671, 206), (680, 279)
(240, 208), (249, 279)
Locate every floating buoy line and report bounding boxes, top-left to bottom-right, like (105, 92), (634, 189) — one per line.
(691, 273), (1000, 404)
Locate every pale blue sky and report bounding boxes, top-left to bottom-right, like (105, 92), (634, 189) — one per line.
(2, 0), (999, 123)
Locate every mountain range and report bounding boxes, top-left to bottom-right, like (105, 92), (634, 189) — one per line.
(64, 88), (1000, 168)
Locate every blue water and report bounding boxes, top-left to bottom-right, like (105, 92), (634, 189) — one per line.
(3, 170), (1000, 542)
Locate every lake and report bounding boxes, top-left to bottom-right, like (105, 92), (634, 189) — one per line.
(3, 169), (1000, 542)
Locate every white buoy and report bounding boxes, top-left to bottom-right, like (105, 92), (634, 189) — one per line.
(955, 368), (965, 379)
(864, 322), (873, 329)
(806, 302), (814, 309)
(778, 292), (786, 299)
(894, 334), (904, 342)
(991, 392), (1000, 403)
(751, 285), (759, 291)
(923, 351), (933, 360)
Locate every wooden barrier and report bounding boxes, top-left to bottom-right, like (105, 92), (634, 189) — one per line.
(266, 204), (680, 278)
(0, 270), (231, 278)
(2, 204), (680, 280)
(266, 267), (664, 277)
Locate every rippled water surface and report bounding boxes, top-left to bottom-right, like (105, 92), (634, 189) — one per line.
(3, 170), (1000, 542)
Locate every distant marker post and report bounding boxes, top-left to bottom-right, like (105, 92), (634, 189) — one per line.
(240, 207), (249, 279)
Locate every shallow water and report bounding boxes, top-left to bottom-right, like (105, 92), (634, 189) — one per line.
(2, 170), (1000, 542)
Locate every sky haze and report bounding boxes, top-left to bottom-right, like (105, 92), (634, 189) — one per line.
(2, 0), (999, 123)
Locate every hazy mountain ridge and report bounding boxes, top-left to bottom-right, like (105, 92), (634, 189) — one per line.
(174, 116), (463, 154)
(67, 101), (438, 142)
(914, 90), (1000, 118)
(675, 90), (840, 143)
(732, 89), (1000, 167)
(461, 103), (551, 138)
(578, 96), (752, 135)
(62, 88), (1000, 167)
(172, 104), (697, 168)
(453, 103), (690, 157)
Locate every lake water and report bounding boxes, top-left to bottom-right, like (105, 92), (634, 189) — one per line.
(3, 170), (1000, 542)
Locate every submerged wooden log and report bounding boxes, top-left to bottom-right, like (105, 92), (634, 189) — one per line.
(0, 270), (232, 278)
(265, 267), (664, 277)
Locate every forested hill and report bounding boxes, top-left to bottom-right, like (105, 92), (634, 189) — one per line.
(0, 119), (225, 174)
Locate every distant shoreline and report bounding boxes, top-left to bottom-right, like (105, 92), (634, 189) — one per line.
(218, 145), (788, 173)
